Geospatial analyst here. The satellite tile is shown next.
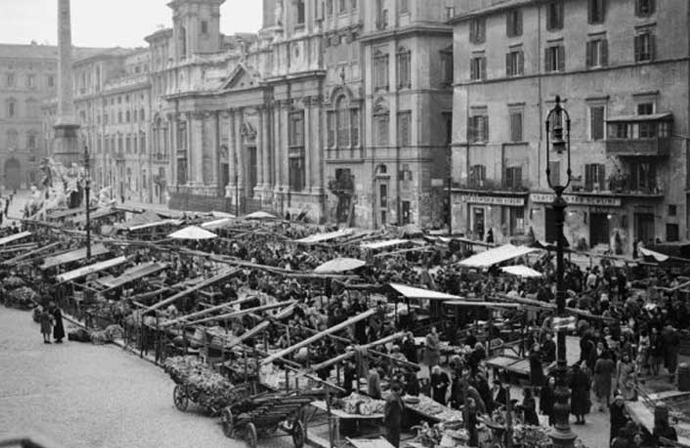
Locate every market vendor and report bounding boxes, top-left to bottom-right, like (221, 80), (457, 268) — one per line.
(384, 381), (404, 448)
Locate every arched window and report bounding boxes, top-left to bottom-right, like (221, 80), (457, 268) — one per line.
(327, 94), (360, 151)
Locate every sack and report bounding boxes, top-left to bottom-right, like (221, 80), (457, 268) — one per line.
(68, 328), (91, 342)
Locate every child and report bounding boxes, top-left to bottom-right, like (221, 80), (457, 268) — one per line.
(39, 306), (54, 344)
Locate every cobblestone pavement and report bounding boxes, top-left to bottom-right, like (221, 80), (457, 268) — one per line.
(0, 308), (293, 448)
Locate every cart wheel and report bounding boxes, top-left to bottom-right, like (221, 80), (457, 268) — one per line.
(292, 421), (305, 448)
(245, 422), (258, 448)
(173, 385), (189, 412)
(222, 407), (234, 438)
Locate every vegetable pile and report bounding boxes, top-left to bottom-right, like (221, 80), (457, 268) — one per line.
(164, 356), (241, 411)
(7, 286), (38, 309)
(332, 393), (385, 416)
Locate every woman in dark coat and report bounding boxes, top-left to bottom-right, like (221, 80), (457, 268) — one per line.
(610, 395), (629, 444)
(570, 362), (592, 424)
(51, 302), (65, 343)
(593, 351), (615, 411)
(529, 344), (545, 390)
(522, 387), (540, 426)
(539, 376), (556, 426)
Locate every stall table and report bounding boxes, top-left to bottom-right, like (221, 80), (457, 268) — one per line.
(311, 400), (384, 447)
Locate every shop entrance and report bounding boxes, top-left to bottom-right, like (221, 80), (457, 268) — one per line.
(472, 207), (485, 241)
(590, 213), (610, 247)
(635, 213), (655, 244)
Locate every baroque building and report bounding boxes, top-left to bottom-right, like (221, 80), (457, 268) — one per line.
(450, 0), (688, 253)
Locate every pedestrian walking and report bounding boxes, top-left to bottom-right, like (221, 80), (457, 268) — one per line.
(51, 302), (65, 343)
(570, 362), (591, 424)
(650, 326), (664, 376)
(529, 343), (545, 391)
(593, 350), (615, 411)
(616, 354), (637, 401)
(521, 387), (540, 426)
(424, 326), (441, 375)
(384, 382), (404, 448)
(39, 306), (54, 344)
(539, 376), (556, 425)
(610, 395), (629, 444)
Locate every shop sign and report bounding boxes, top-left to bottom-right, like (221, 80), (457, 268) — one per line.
(531, 193), (621, 207)
(459, 194), (525, 206)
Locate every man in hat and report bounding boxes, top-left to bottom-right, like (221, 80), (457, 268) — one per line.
(384, 381), (404, 448)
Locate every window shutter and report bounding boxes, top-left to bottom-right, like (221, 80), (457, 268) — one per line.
(517, 11), (523, 36)
(588, 0), (593, 24)
(634, 35), (641, 61)
(518, 51), (524, 74)
(467, 116), (474, 142)
(545, 48), (551, 72)
(558, 46), (566, 72)
(481, 57), (487, 79)
(470, 59), (477, 80)
(516, 166), (523, 188)
(635, 0), (640, 16)
(506, 53), (512, 76)
(483, 116), (489, 142)
(650, 34), (656, 60)
(506, 13), (511, 36)
(470, 21), (476, 43)
(546, 3), (553, 30)
(649, 0), (656, 14)
(598, 165), (606, 190)
(600, 39), (609, 66)
(585, 41), (593, 68)
(601, 0), (606, 21)
(505, 167), (512, 189)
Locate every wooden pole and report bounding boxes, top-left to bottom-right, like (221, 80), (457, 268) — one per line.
(260, 309), (377, 366)
(145, 268), (240, 312)
(309, 332), (406, 372)
(160, 296), (254, 327)
(184, 301), (295, 326)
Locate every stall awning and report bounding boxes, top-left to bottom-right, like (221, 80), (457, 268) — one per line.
(640, 247), (670, 262)
(41, 244), (110, 270)
(47, 207), (97, 220)
(459, 244), (537, 268)
(201, 218), (234, 230)
(0, 231), (31, 247)
(314, 257), (365, 274)
(389, 283), (461, 301)
(129, 219), (183, 232)
(169, 225), (217, 240)
(244, 211), (277, 220)
(73, 208), (119, 224)
(56, 256), (128, 283)
(500, 265), (544, 278)
(97, 262), (168, 289)
(360, 239), (409, 250)
(445, 300), (521, 308)
(295, 229), (353, 244)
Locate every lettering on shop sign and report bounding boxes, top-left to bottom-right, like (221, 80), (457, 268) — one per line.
(531, 193), (622, 207)
(459, 195), (526, 206)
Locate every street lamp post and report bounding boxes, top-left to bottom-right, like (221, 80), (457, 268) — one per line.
(84, 146), (91, 259)
(545, 96), (576, 448)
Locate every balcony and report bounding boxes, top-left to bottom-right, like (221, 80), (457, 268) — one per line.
(606, 112), (673, 157)
(606, 137), (671, 157)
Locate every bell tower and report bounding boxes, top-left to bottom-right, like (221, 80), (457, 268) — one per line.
(168, 0), (225, 61)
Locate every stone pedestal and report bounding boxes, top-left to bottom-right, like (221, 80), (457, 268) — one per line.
(53, 123), (81, 168)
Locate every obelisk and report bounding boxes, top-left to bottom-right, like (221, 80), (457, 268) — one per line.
(52, 0), (80, 167)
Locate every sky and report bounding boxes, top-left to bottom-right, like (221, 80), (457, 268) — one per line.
(0, 0), (263, 48)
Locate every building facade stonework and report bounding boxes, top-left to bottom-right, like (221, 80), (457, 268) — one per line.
(449, 0), (689, 254)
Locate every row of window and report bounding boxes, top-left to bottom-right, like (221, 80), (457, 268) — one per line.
(468, 161), (656, 194)
(4, 73), (54, 89)
(4, 98), (40, 119)
(469, 0), (655, 44)
(469, 31), (654, 81)
(325, 0), (357, 17)
(98, 132), (147, 155)
(467, 102), (658, 144)
(373, 48), (412, 90)
(3, 130), (39, 150)
(95, 108), (147, 125)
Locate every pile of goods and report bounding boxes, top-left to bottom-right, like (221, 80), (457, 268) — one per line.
(164, 356), (241, 410)
(332, 393), (385, 416)
(88, 300), (132, 327)
(411, 421), (469, 448)
(404, 394), (464, 423)
(89, 324), (125, 345)
(259, 363), (285, 390)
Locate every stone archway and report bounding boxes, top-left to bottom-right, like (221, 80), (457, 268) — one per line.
(4, 157), (21, 190)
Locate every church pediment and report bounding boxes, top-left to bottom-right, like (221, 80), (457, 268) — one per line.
(220, 62), (261, 91)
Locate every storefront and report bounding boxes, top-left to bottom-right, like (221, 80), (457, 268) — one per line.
(453, 191), (528, 243)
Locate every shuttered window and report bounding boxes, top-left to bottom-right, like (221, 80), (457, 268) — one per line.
(545, 45), (565, 72)
(586, 38), (608, 68)
(635, 0), (655, 17)
(584, 164), (606, 191)
(590, 106), (605, 140)
(468, 115), (489, 143)
(506, 9), (522, 37)
(510, 111), (523, 142)
(634, 32), (655, 62)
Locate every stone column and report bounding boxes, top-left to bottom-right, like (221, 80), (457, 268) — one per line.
(257, 107), (266, 190)
(235, 109), (245, 191)
(273, 101), (282, 192)
(227, 109), (237, 199)
(191, 112), (204, 186)
(53, 0), (80, 168)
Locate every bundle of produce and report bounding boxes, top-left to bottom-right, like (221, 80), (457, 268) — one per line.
(89, 324), (124, 345)
(512, 425), (553, 448)
(404, 394), (464, 422)
(7, 286), (38, 309)
(186, 369), (241, 410)
(259, 363), (285, 390)
(332, 393), (386, 415)
(88, 300), (132, 324)
(3, 276), (25, 290)
(164, 356), (206, 384)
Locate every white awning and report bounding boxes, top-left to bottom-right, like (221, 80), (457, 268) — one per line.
(129, 219), (183, 232)
(244, 211), (277, 220)
(313, 257), (366, 273)
(640, 247), (669, 262)
(0, 231), (31, 247)
(201, 218), (234, 230)
(459, 244), (537, 268)
(500, 265), (544, 278)
(169, 226), (218, 240)
(56, 256), (128, 283)
(296, 229), (353, 244)
(360, 239), (409, 250)
(389, 283), (461, 301)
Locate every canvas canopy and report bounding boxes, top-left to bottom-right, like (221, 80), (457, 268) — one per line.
(56, 256), (128, 283)
(500, 265), (544, 278)
(0, 231), (31, 247)
(201, 218), (234, 230)
(244, 211), (277, 220)
(169, 226), (217, 240)
(97, 262), (168, 289)
(360, 239), (409, 250)
(313, 257), (365, 273)
(41, 244), (110, 270)
(129, 219), (183, 232)
(458, 244), (537, 268)
(295, 229), (353, 244)
(389, 283), (460, 301)
(73, 208), (119, 224)
(640, 247), (670, 262)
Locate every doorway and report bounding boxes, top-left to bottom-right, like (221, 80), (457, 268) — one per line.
(635, 213), (655, 244)
(472, 207), (485, 241)
(590, 213), (610, 247)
